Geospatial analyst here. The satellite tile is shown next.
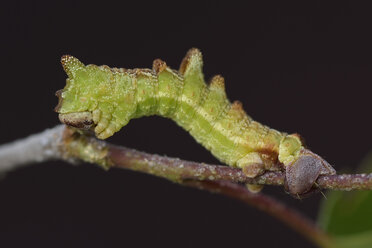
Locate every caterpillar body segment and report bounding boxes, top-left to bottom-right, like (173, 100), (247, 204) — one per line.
(154, 61), (183, 119)
(56, 48), (336, 197)
(174, 48), (208, 131)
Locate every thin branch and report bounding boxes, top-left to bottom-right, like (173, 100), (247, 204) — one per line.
(317, 173), (372, 191)
(0, 125), (371, 192)
(184, 180), (333, 248)
(107, 143), (285, 185)
(107, 142), (372, 191)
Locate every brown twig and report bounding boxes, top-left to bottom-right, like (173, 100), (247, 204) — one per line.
(183, 180), (333, 248)
(107, 144), (285, 185)
(66, 130), (372, 192)
(1, 125), (370, 192)
(317, 173), (372, 191)
(108, 142), (372, 191)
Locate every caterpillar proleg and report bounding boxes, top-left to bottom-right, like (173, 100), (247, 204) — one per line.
(55, 48), (336, 196)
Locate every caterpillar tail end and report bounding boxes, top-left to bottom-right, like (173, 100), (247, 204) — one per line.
(284, 149), (336, 198)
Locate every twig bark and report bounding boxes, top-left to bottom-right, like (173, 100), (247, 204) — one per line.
(0, 125), (371, 191)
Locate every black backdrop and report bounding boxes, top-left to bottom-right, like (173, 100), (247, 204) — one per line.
(1, 1), (372, 247)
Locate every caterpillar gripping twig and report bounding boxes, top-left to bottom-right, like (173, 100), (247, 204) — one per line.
(55, 48), (336, 197)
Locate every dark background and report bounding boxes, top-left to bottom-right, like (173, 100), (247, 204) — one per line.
(0, 1), (371, 247)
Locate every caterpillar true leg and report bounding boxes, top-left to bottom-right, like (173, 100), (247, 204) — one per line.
(92, 109), (101, 124)
(95, 115), (111, 137)
(98, 120), (121, 139)
(95, 117), (109, 135)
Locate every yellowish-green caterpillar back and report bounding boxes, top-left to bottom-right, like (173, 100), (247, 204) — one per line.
(55, 48), (336, 196)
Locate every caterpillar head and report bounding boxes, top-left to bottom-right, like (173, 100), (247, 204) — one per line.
(55, 55), (100, 130)
(279, 135), (336, 197)
(285, 149), (335, 198)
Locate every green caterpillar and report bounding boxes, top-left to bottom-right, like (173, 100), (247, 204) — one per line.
(55, 48), (336, 196)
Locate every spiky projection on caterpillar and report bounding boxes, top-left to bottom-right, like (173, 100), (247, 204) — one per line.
(55, 48), (336, 197)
